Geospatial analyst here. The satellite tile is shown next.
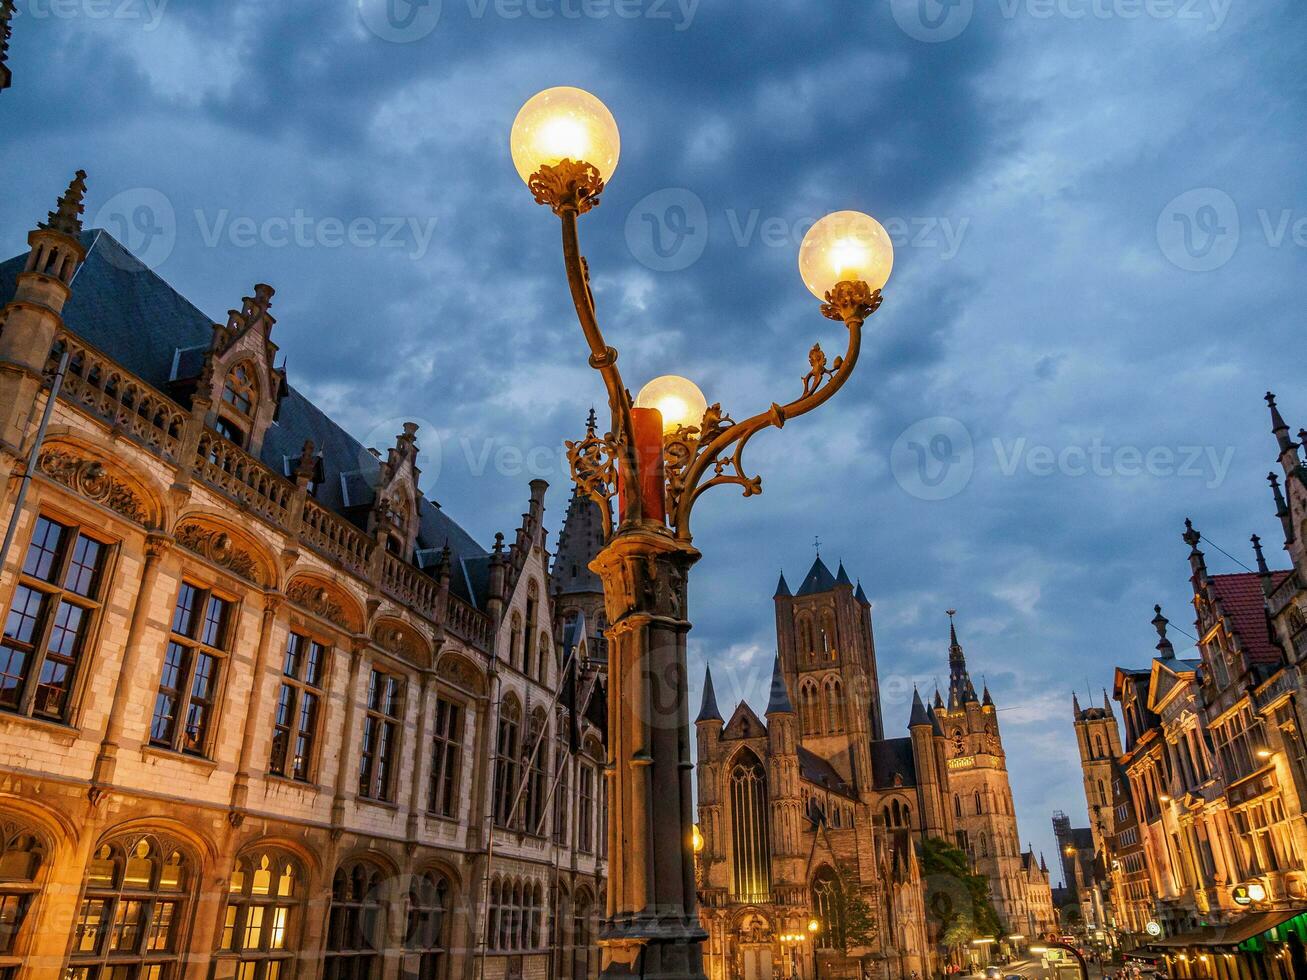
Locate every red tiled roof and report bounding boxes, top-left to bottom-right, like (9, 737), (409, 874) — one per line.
(1207, 571), (1292, 664)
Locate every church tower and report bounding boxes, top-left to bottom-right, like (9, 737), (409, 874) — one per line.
(1072, 683), (1124, 859)
(933, 613), (1030, 934)
(774, 554), (883, 792)
(551, 418), (608, 657)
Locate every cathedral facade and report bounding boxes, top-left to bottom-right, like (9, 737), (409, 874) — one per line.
(0, 174), (608, 980)
(692, 557), (1054, 980)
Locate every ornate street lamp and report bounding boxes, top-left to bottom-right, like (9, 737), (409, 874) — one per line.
(510, 86), (891, 979)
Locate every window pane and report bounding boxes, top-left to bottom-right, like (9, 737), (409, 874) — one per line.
(201, 597), (229, 648)
(4, 585), (46, 646)
(74, 898), (109, 953)
(282, 633), (303, 679)
(146, 901), (177, 951)
(306, 642), (325, 687)
(34, 601), (88, 718)
(109, 898), (143, 952)
(171, 584), (199, 636)
(22, 517), (66, 582)
(0, 644), (29, 710)
(0, 892), (31, 954)
(63, 535), (104, 598)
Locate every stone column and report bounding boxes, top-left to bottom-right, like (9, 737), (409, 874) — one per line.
(592, 527), (706, 980)
(406, 669), (436, 840)
(92, 532), (172, 789)
(331, 640), (369, 826)
(230, 593), (284, 817)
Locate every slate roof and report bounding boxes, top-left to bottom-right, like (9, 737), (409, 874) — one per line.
(870, 737), (917, 789)
(696, 663), (722, 723)
(796, 556), (837, 596)
(1208, 571), (1292, 665)
(552, 487), (604, 597)
(797, 746), (857, 800)
(0, 230), (490, 605)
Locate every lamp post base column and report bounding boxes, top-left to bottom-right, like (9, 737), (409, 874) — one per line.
(592, 526), (708, 980)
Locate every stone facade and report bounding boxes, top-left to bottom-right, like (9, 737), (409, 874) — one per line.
(0, 175), (607, 980)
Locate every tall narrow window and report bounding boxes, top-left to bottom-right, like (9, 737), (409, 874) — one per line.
(324, 863), (384, 980)
(524, 583), (539, 679)
(578, 765), (595, 853)
(269, 632), (325, 781)
(66, 836), (193, 979)
(0, 827), (44, 976)
(428, 697), (464, 818)
(553, 723), (571, 845)
(151, 583), (232, 756)
(494, 698), (522, 828)
(525, 709), (547, 835)
(218, 363), (257, 448)
(216, 851), (300, 979)
(811, 866), (845, 950)
(1, 516), (108, 721)
(509, 614), (523, 673)
(359, 670), (404, 802)
(405, 872), (449, 980)
(729, 752), (771, 903)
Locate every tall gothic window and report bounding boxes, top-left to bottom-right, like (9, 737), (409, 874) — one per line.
(427, 696), (464, 818)
(578, 764), (595, 853)
(359, 669), (404, 802)
(0, 826), (45, 975)
(324, 862), (385, 980)
(67, 835), (193, 979)
(811, 866), (844, 950)
(525, 708), (548, 835)
(269, 632), (325, 781)
(524, 582), (539, 678)
(151, 582), (232, 756)
(729, 752), (771, 903)
(825, 678), (844, 733)
(218, 363), (258, 447)
(216, 850), (301, 979)
(405, 872), (449, 980)
(799, 682), (820, 735)
(553, 718), (571, 845)
(509, 613), (523, 673)
(1, 515), (108, 721)
(494, 697), (522, 827)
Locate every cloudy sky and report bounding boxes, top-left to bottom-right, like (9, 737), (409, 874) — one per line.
(3, 0), (1306, 883)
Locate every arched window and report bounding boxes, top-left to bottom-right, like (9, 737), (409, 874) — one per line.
(525, 708), (548, 835)
(954, 794), (962, 819)
(217, 362), (258, 446)
(524, 582), (540, 678)
(826, 678), (844, 733)
(811, 866), (845, 950)
(729, 752), (771, 903)
(538, 632), (551, 683)
(406, 871), (450, 979)
(799, 682), (820, 735)
(68, 835), (193, 979)
(552, 717), (571, 845)
(979, 832), (989, 857)
(573, 890), (596, 980)
(974, 791), (983, 815)
(1097, 779), (1107, 806)
(820, 610), (837, 660)
(0, 825), (46, 972)
(509, 613), (523, 673)
(216, 850), (301, 978)
(324, 861), (385, 979)
(494, 697), (522, 828)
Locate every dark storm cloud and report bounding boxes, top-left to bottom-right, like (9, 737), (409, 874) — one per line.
(3, 0), (1306, 882)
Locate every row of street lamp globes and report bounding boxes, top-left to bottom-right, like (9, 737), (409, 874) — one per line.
(507, 85), (892, 979)
(510, 85), (895, 434)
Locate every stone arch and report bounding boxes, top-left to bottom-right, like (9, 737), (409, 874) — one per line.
(36, 433), (166, 529)
(370, 615), (433, 668)
(414, 855), (466, 895)
(333, 845), (401, 881)
(172, 510), (279, 589)
(232, 833), (323, 883)
(284, 571), (365, 635)
(94, 815), (218, 868)
(0, 794), (77, 853)
(434, 649), (488, 696)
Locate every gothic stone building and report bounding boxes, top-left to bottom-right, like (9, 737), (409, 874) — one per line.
(692, 557), (1053, 979)
(0, 173), (608, 980)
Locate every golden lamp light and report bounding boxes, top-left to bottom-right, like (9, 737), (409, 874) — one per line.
(691, 824), (704, 854)
(636, 375), (710, 434)
(807, 918), (820, 934)
(510, 86), (621, 186)
(798, 210), (894, 300)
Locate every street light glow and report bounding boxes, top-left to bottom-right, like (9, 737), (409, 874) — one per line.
(635, 375), (709, 434)
(798, 210), (894, 299)
(510, 87), (621, 185)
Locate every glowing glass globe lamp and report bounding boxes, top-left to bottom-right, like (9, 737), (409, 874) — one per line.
(510, 86), (621, 186)
(798, 210), (894, 300)
(635, 375), (708, 434)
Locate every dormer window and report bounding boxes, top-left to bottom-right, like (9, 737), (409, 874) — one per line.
(216, 363), (258, 449)
(223, 364), (256, 415)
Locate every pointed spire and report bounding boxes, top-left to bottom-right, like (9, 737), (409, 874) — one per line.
(765, 652), (793, 715)
(1269, 472), (1294, 546)
(835, 561), (852, 586)
(932, 688), (944, 710)
(929, 704), (944, 736)
(1040, 853), (1049, 873)
(1152, 604), (1175, 659)
(796, 555), (837, 596)
(1253, 533), (1274, 597)
(1103, 688), (1112, 713)
(1073, 690), (1082, 715)
(696, 663), (722, 723)
(855, 579), (869, 605)
(946, 610), (977, 705)
(774, 570), (791, 598)
(909, 688), (931, 728)
(1268, 392), (1294, 454)
(39, 170), (88, 237)
(585, 406), (597, 436)
(1183, 518), (1208, 579)
(982, 683), (994, 707)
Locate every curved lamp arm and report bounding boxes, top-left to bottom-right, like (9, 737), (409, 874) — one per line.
(667, 283), (881, 541)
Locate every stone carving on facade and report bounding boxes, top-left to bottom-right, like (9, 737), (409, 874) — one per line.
(435, 652), (486, 695)
(372, 620), (426, 664)
(286, 579), (351, 632)
(38, 449), (148, 524)
(175, 522), (263, 585)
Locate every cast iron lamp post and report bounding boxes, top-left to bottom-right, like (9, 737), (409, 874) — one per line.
(510, 86), (893, 979)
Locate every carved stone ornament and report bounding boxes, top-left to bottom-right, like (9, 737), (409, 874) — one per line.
(435, 652), (486, 695)
(286, 580), (349, 631)
(528, 159), (605, 216)
(38, 449), (148, 524)
(175, 522), (263, 585)
(373, 622), (423, 662)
